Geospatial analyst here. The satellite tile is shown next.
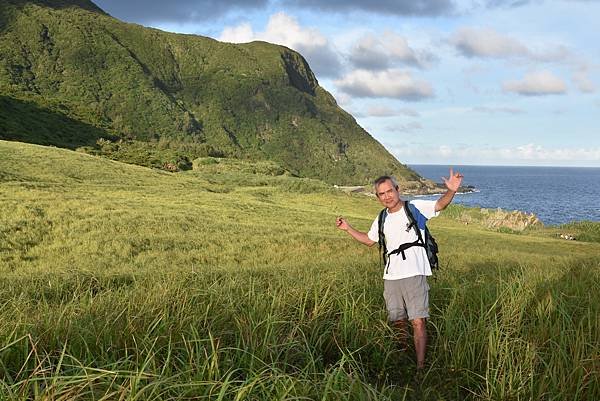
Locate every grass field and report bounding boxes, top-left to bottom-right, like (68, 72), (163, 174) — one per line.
(1, 140), (599, 400)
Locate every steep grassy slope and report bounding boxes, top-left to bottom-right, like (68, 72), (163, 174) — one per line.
(0, 0), (425, 186)
(1, 140), (599, 400)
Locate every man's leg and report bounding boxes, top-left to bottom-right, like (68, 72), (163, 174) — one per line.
(401, 275), (429, 369)
(384, 279), (408, 345)
(392, 319), (409, 350)
(411, 317), (427, 369)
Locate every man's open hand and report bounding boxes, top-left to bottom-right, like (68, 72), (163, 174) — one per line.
(442, 168), (463, 192)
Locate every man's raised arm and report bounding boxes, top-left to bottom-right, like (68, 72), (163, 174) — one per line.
(336, 217), (376, 247)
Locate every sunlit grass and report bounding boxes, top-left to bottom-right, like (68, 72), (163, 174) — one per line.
(1, 140), (599, 400)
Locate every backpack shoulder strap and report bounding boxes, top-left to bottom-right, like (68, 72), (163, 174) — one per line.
(403, 201), (424, 244)
(377, 208), (388, 266)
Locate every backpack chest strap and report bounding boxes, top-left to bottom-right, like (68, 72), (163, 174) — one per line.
(384, 239), (425, 273)
(387, 239), (425, 260)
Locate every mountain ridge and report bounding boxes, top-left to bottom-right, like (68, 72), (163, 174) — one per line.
(0, 0), (431, 187)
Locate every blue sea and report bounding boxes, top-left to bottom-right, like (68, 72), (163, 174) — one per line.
(408, 165), (600, 226)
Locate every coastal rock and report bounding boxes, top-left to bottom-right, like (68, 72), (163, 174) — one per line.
(483, 208), (542, 231)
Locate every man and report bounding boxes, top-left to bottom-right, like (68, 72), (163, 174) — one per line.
(335, 168), (463, 369)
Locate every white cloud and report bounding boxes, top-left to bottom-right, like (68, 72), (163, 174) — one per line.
(450, 27), (573, 63)
(219, 12), (342, 78)
(348, 36), (390, 71)
(503, 70), (567, 96)
(335, 69), (434, 100)
(348, 32), (432, 70)
(451, 28), (529, 59)
(490, 143), (600, 163)
(262, 12), (327, 49)
(385, 33), (422, 64)
(219, 23), (254, 43)
(387, 143), (600, 166)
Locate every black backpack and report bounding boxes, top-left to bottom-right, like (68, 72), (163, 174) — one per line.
(377, 201), (439, 273)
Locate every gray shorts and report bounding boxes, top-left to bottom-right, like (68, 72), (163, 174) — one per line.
(383, 275), (429, 322)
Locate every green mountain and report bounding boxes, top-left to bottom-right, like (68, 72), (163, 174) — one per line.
(0, 0), (428, 186)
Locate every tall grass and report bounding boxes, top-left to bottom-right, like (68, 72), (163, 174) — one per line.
(1, 140), (599, 400)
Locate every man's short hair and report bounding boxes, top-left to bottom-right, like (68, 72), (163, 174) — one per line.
(373, 175), (399, 193)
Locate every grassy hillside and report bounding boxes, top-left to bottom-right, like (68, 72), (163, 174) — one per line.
(1, 140), (599, 400)
(0, 0), (425, 186)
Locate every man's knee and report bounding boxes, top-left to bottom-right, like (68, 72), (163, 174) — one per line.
(411, 317), (427, 330)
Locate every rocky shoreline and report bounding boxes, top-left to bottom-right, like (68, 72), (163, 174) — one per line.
(333, 182), (477, 196)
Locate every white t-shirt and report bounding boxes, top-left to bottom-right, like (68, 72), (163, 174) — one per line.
(367, 200), (439, 280)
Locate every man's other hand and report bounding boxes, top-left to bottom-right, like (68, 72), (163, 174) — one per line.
(336, 217), (349, 231)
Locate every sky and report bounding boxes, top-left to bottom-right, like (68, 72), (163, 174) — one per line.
(93, 0), (600, 167)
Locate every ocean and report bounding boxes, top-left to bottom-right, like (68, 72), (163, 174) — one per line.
(408, 165), (600, 226)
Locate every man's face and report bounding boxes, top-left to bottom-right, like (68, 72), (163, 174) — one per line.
(375, 179), (401, 210)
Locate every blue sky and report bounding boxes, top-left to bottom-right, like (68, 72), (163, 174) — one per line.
(94, 0), (600, 167)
